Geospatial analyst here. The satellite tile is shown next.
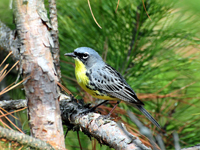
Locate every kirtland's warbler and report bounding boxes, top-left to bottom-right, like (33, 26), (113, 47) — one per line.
(65, 47), (161, 129)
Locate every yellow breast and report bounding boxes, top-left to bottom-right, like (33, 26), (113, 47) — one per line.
(74, 58), (89, 90)
(74, 58), (117, 100)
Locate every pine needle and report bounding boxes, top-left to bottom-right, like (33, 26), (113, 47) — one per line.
(0, 107), (19, 120)
(87, 0), (102, 29)
(0, 107), (27, 119)
(142, 0), (151, 21)
(115, 0), (120, 13)
(57, 82), (73, 95)
(0, 75), (29, 96)
(0, 64), (9, 82)
(0, 51), (13, 68)
(3, 60), (19, 79)
(0, 110), (24, 134)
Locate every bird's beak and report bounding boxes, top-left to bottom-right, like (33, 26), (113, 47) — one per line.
(64, 52), (76, 58)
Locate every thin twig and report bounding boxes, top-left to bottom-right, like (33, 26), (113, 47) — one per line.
(77, 131), (83, 150)
(57, 82), (72, 95)
(0, 110), (24, 134)
(127, 111), (160, 150)
(173, 132), (181, 150)
(156, 134), (166, 150)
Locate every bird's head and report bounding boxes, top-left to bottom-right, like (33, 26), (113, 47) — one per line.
(65, 47), (104, 68)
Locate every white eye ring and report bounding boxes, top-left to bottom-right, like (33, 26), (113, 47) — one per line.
(83, 52), (89, 59)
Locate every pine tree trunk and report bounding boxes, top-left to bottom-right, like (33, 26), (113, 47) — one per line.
(13, 0), (65, 148)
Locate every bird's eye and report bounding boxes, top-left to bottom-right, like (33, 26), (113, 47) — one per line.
(82, 52), (89, 59)
(74, 52), (77, 55)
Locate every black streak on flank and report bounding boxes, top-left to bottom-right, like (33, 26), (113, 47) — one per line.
(86, 72), (91, 80)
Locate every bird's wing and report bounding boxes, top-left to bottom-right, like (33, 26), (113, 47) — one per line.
(89, 64), (144, 105)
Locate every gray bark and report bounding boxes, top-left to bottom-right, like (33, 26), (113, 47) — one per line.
(13, 0), (65, 148)
(48, 0), (61, 80)
(0, 21), (20, 60)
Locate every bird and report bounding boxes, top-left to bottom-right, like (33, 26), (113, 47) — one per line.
(65, 47), (161, 129)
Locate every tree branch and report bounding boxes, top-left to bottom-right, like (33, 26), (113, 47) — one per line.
(70, 113), (151, 150)
(0, 99), (27, 110)
(182, 145), (200, 150)
(1, 97), (152, 150)
(48, 0), (61, 80)
(0, 126), (54, 150)
(0, 21), (20, 60)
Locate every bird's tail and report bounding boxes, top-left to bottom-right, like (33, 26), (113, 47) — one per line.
(135, 105), (161, 129)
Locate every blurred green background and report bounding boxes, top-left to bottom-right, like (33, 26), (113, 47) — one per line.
(1, 0), (200, 149)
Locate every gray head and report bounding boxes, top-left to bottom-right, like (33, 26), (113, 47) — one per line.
(64, 47), (104, 68)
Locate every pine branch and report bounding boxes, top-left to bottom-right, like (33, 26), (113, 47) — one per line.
(69, 112), (151, 150)
(0, 126), (54, 150)
(0, 99), (27, 110)
(1, 97), (152, 150)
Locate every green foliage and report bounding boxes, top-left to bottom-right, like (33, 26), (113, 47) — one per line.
(58, 0), (200, 149)
(0, 1), (14, 29)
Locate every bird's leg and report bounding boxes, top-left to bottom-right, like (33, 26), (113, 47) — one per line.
(89, 100), (108, 112)
(106, 101), (120, 117)
(81, 100), (109, 114)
